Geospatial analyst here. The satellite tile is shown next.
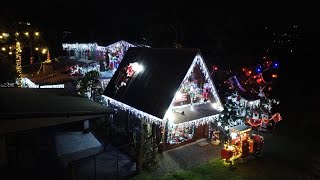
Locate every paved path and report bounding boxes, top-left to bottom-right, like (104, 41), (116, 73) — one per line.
(149, 139), (223, 176)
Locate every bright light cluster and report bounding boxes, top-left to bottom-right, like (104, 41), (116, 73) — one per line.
(131, 62), (144, 73)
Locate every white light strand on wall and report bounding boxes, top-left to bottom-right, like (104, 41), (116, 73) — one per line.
(21, 78), (64, 88)
(102, 95), (163, 124)
(22, 78), (38, 88)
(168, 114), (220, 128)
(40, 84), (64, 88)
(179, 114), (219, 127)
(196, 54), (224, 111)
(62, 40), (136, 52)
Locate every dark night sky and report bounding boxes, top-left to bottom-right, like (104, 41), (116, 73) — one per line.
(1, 1), (317, 89)
(2, 1), (310, 39)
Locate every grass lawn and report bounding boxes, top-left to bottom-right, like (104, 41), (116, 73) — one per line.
(132, 157), (246, 180)
(131, 130), (318, 180)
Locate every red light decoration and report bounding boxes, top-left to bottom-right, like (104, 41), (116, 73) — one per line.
(246, 70), (252, 77)
(257, 78), (262, 83)
(272, 74), (278, 78)
(213, 65), (218, 71)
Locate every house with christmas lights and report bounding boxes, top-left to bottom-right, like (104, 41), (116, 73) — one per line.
(102, 48), (224, 150)
(62, 40), (141, 89)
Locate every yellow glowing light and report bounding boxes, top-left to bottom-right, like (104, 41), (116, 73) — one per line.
(15, 32), (19, 36)
(0, 35), (3, 39)
(35, 47), (39, 51)
(24, 32), (29, 36)
(35, 32), (40, 36)
(1, 47), (6, 51)
(42, 48), (47, 54)
(9, 52), (12, 55)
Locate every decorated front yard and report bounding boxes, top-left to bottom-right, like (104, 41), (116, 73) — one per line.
(131, 130), (317, 180)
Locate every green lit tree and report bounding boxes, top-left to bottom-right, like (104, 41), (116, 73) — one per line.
(77, 70), (101, 100)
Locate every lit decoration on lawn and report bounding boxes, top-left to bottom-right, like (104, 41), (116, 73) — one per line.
(218, 91), (280, 130)
(246, 112), (282, 131)
(218, 55), (280, 99)
(221, 125), (264, 166)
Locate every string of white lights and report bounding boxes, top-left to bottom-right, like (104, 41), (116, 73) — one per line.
(102, 95), (163, 124)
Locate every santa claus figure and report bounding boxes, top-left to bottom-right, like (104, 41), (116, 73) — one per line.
(202, 83), (210, 101)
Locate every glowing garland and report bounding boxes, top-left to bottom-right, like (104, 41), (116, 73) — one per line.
(22, 78), (38, 88)
(102, 95), (163, 124)
(21, 78), (64, 88)
(40, 84), (64, 88)
(173, 114), (221, 128)
(69, 63), (100, 76)
(62, 41), (136, 52)
(15, 41), (22, 87)
(62, 43), (98, 51)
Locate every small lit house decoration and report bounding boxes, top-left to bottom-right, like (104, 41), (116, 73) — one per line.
(103, 48), (224, 150)
(221, 124), (264, 165)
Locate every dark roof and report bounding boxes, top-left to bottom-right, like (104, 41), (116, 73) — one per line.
(229, 124), (252, 132)
(172, 103), (220, 124)
(31, 73), (75, 85)
(0, 88), (115, 134)
(104, 48), (199, 119)
(0, 88), (113, 115)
